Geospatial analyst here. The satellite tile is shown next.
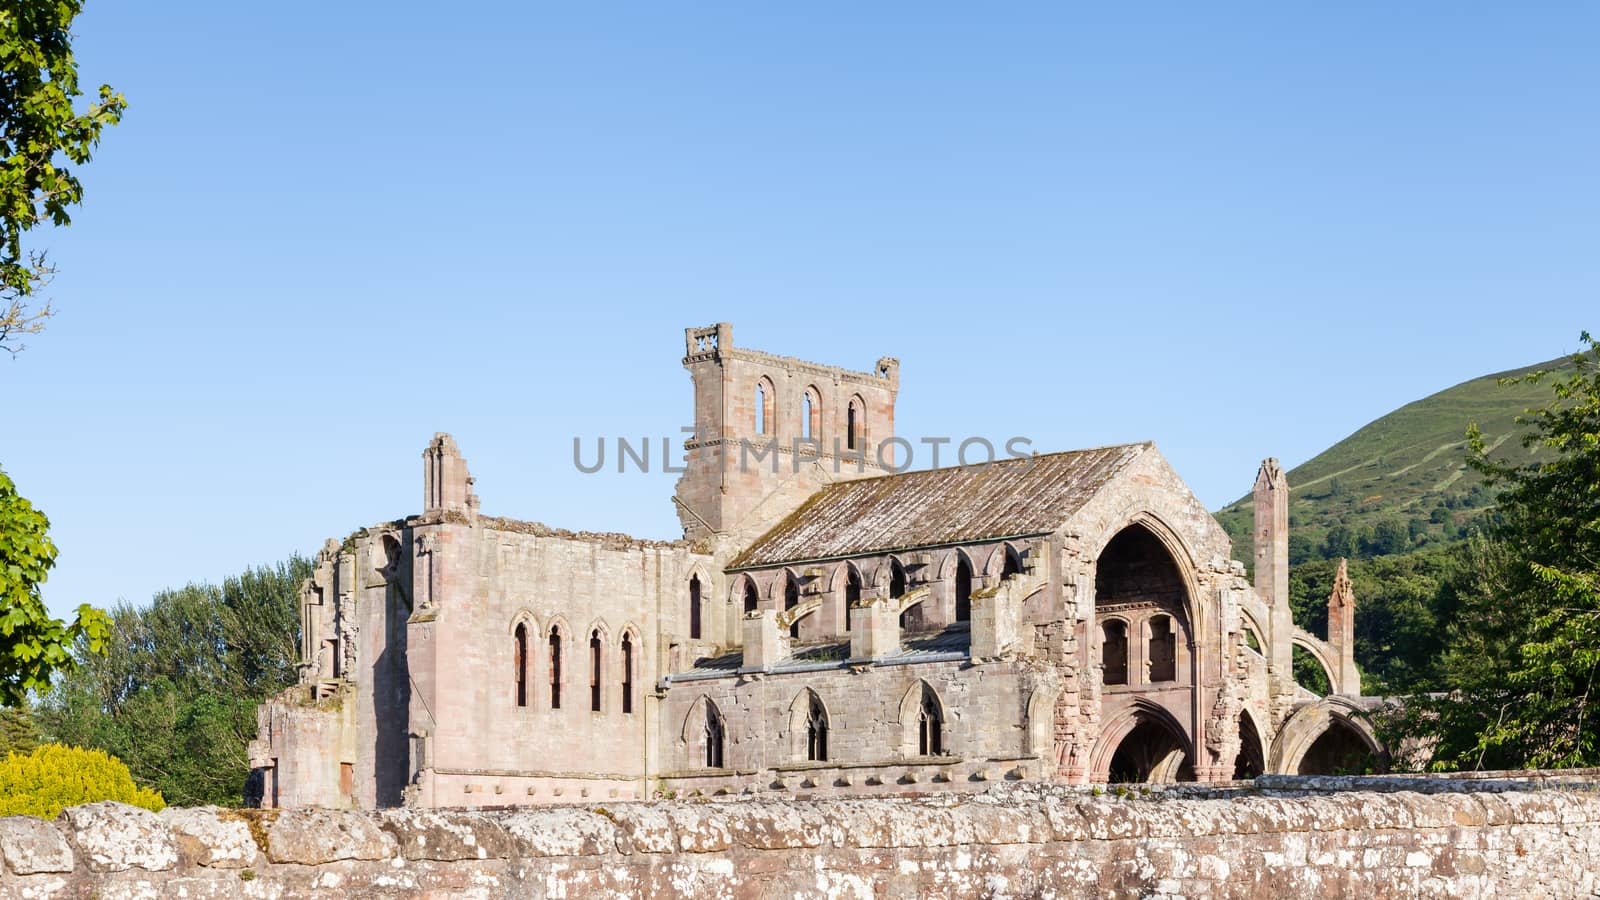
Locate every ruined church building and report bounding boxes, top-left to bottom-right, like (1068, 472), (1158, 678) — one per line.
(251, 323), (1381, 809)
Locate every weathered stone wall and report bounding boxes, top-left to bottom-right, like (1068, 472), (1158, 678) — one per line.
(6, 776), (1600, 899)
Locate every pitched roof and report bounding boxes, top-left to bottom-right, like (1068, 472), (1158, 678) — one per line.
(729, 442), (1151, 569)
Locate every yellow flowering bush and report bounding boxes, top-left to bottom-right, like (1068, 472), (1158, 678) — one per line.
(0, 743), (164, 818)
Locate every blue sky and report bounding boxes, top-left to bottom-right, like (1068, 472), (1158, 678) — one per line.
(5, 2), (1596, 618)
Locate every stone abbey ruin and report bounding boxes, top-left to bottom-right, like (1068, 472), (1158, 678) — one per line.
(250, 322), (1384, 810)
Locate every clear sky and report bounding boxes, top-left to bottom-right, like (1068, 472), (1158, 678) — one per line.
(4, 2), (1596, 619)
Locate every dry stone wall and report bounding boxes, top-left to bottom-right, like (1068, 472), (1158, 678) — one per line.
(3, 775), (1600, 898)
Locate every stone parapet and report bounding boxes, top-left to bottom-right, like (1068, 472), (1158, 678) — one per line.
(4, 778), (1600, 897)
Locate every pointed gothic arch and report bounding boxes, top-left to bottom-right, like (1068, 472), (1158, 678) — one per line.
(897, 680), (947, 758)
(788, 689), (830, 762)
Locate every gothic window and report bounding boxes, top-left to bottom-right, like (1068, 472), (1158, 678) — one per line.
(743, 577), (759, 614)
(784, 573), (800, 639)
(1148, 615), (1177, 683)
(917, 686), (943, 756)
(513, 623), (528, 708)
(689, 575), (702, 640)
(589, 629), (603, 712)
(805, 695), (829, 762)
(621, 632), (635, 714)
(844, 566), (861, 632)
(846, 396), (863, 451)
(754, 377), (775, 436)
(955, 556), (972, 622)
(549, 627), (563, 709)
(1102, 620), (1128, 685)
(705, 704), (725, 768)
(802, 387), (821, 442)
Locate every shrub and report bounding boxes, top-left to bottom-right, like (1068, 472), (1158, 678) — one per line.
(0, 743), (164, 818)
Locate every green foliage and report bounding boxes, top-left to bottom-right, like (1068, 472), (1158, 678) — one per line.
(0, 743), (162, 818)
(0, 704), (39, 756)
(0, 0), (126, 351)
(0, 466), (109, 706)
(1216, 355), (1575, 568)
(1286, 547), (1457, 695)
(1291, 645), (1331, 696)
(36, 556), (310, 806)
(1400, 334), (1600, 770)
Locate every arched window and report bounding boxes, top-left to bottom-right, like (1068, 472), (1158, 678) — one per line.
(955, 556), (972, 622)
(513, 623), (528, 708)
(844, 566), (861, 632)
(688, 575), (702, 640)
(1001, 547), (1022, 580)
(754, 377), (775, 436)
(705, 704), (725, 768)
(891, 559), (912, 630)
(621, 632), (635, 714)
(784, 574), (800, 639)
(917, 686), (943, 756)
(743, 578), (759, 614)
(847, 396), (864, 451)
(1102, 620), (1128, 686)
(589, 629), (603, 712)
(1148, 615), (1177, 683)
(549, 627), (563, 709)
(802, 387), (821, 442)
(805, 695), (829, 761)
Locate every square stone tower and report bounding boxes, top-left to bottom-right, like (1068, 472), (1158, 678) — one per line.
(673, 323), (899, 557)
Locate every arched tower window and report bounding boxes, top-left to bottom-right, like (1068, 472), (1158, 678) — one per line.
(784, 574), (800, 639)
(955, 556), (972, 622)
(549, 627), (563, 709)
(688, 575), (702, 640)
(705, 704), (726, 768)
(513, 623), (528, 708)
(918, 685), (943, 756)
(589, 629), (603, 712)
(847, 395), (864, 451)
(754, 377), (775, 436)
(1148, 615), (1176, 682)
(844, 566), (861, 632)
(1102, 620), (1128, 686)
(621, 632), (635, 714)
(806, 694), (829, 761)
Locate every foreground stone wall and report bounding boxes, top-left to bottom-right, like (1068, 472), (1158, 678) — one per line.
(4, 775), (1599, 899)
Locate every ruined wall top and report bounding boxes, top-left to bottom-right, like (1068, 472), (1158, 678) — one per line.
(683, 321), (899, 387)
(422, 432), (478, 516)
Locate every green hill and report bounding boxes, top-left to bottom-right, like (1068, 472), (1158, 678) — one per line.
(1216, 355), (1575, 567)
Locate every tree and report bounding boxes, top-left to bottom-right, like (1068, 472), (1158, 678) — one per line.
(0, 467), (108, 705)
(37, 556), (310, 806)
(1406, 334), (1600, 770)
(0, 1), (126, 354)
(0, 704), (38, 755)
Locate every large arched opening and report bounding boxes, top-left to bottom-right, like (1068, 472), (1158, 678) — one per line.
(1094, 523), (1192, 687)
(1271, 699), (1387, 776)
(1234, 711), (1266, 780)
(1103, 712), (1194, 783)
(1296, 718), (1381, 775)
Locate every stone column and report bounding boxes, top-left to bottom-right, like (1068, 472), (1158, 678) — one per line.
(849, 597), (899, 660)
(971, 583), (1020, 659)
(742, 609), (783, 669)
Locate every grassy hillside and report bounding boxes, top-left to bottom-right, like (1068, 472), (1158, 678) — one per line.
(1216, 355), (1574, 567)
